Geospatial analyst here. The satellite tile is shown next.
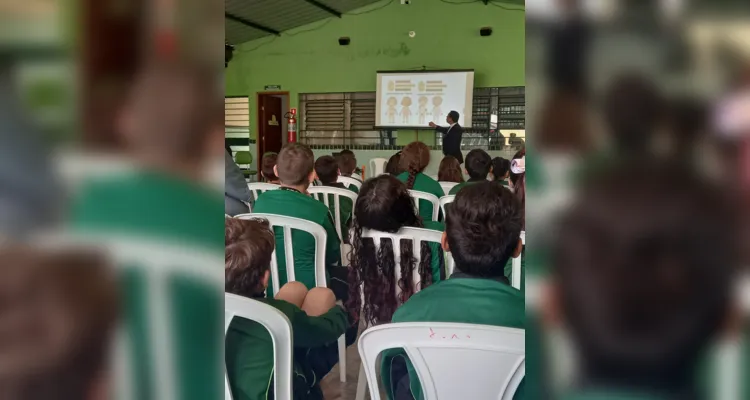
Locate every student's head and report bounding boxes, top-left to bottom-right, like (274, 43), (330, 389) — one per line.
(225, 217), (275, 297)
(438, 156), (464, 183)
(261, 152), (279, 183)
(338, 149), (357, 177)
(0, 247), (118, 400)
(399, 141), (431, 189)
(490, 157), (511, 181)
(550, 162), (737, 392)
(464, 149), (492, 180)
(447, 110), (459, 124)
(314, 155), (339, 185)
(386, 151), (403, 176)
(274, 143), (315, 189)
(119, 62), (222, 173)
(604, 72), (664, 152)
(347, 175), (433, 326)
(443, 182), (522, 277)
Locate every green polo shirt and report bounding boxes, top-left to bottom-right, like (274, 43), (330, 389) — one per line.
(253, 188), (341, 293)
(448, 178), (487, 195)
(421, 220), (447, 284)
(70, 170), (224, 400)
(381, 274), (525, 400)
(225, 298), (348, 400)
(396, 172), (444, 222)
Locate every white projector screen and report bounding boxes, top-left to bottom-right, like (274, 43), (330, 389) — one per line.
(375, 70), (475, 129)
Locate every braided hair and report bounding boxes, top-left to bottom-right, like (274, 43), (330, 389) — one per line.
(398, 141), (431, 190)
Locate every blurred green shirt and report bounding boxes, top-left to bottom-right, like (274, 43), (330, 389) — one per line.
(396, 172), (444, 222)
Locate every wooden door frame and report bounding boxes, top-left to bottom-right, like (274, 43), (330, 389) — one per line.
(255, 91), (290, 180)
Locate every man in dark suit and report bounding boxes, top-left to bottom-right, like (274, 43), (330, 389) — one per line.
(429, 110), (464, 164)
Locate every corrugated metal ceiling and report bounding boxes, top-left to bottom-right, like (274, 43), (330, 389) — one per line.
(225, 0), (385, 45)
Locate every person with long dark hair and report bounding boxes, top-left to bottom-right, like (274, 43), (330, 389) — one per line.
(437, 155), (464, 183)
(347, 175), (444, 327)
(396, 141), (444, 222)
(386, 151), (403, 175)
(490, 157), (511, 186)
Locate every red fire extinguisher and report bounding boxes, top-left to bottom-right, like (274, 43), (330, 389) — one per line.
(286, 108), (297, 143)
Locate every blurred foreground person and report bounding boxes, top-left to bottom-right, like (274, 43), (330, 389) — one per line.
(548, 161), (739, 399)
(0, 246), (118, 400)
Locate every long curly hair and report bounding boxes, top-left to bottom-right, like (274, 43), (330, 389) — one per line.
(398, 141), (431, 190)
(347, 175), (435, 326)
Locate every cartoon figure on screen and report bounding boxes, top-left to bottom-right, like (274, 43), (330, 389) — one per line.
(400, 97), (413, 124)
(385, 96), (398, 124)
(432, 96), (443, 122)
(418, 96), (429, 125)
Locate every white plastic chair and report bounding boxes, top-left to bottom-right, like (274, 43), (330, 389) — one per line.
(439, 181), (459, 195)
(369, 157), (389, 177)
(234, 213), (348, 382)
(246, 182), (279, 202)
(308, 186), (358, 265)
(358, 323), (525, 400)
(510, 231), (526, 290)
(337, 175), (362, 191)
(439, 195), (455, 218)
(408, 190), (440, 222)
(225, 293), (292, 400)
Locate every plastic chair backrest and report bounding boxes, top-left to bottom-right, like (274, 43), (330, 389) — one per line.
(439, 195), (455, 218)
(308, 186), (358, 242)
(235, 213), (328, 294)
(337, 175), (362, 191)
(246, 182), (279, 202)
(224, 293), (293, 400)
(369, 158), (389, 177)
(408, 190), (440, 222)
(439, 181), (459, 196)
(234, 151), (253, 165)
(358, 322), (525, 400)
(360, 227), (444, 300)
(510, 231), (525, 290)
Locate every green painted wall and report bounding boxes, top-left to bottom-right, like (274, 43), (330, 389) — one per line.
(225, 0), (524, 139)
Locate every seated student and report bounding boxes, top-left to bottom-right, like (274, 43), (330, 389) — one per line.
(336, 149), (362, 187)
(260, 152), (280, 184)
(314, 155), (354, 243)
(386, 151), (403, 176)
(437, 155), (464, 183)
(347, 175), (444, 327)
(547, 162), (737, 399)
(381, 182), (525, 400)
(397, 141), (444, 222)
(490, 156), (511, 186)
(448, 149), (492, 195)
(253, 143), (346, 299)
(225, 218), (347, 400)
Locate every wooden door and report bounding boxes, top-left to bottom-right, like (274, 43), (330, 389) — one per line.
(259, 95), (283, 172)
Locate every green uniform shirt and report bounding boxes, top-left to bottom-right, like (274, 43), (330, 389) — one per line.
(381, 274), (526, 400)
(396, 172), (444, 222)
(420, 220), (447, 284)
(253, 188), (342, 293)
(225, 298), (348, 400)
(448, 178), (486, 195)
(70, 170), (224, 400)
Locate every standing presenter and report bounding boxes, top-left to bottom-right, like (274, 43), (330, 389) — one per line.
(429, 110), (464, 164)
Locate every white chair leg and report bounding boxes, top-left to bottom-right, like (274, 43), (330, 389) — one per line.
(355, 361), (368, 400)
(339, 334), (347, 382)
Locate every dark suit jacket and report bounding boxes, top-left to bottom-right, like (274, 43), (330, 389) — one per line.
(225, 150), (252, 215)
(435, 123), (464, 164)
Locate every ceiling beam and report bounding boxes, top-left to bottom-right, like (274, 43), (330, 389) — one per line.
(301, 0), (342, 17)
(225, 13), (281, 36)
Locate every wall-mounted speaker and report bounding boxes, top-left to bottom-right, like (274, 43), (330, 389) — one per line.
(480, 27), (492, 37)
(338, 37), (351, 46)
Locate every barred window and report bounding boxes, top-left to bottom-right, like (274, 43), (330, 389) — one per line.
(225, 96), (251, 156)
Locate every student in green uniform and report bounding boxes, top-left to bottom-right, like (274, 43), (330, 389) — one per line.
(546, 163), (738, 400)
(448, 149), (493, 195)
(253, 143), (347, 300)
(382, 181), (525, 400)
(338, 149), (362, 186)
(397, 141), (444, 222)
(70, 63), (226, 400)
(437, 155), (464, 183)
(347, 174), (445, 327)
(225, 218), (347, 400)
(490, 156), (511, 186)
(260, 152), (280, 184)
(314, 155), (354, 243)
